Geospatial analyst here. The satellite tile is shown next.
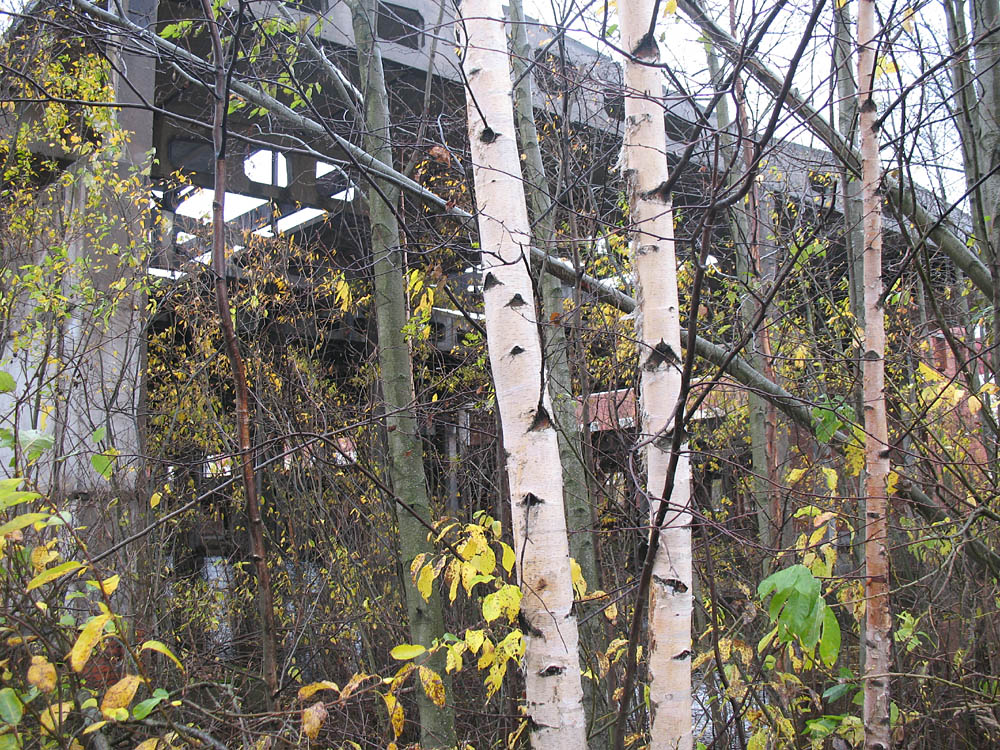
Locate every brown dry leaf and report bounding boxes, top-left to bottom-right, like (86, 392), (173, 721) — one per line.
(27, 654), (57, 693)
(428, 145), (452, 167)
(301, 700), (327, 740)
(101, 674), (142, 719)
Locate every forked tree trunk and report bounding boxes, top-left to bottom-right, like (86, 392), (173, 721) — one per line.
(349, 1), (457, 746)
(459, 0), (588, 745)
(620, 3), (692, 748)
(857, 1), (892, 748)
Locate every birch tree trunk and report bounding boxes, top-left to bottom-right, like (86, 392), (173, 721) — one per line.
(459, 1), (587, 744)
(620, 3), (692, 748)
(505, 2), (608, 743)
(857, 2), (892, 747)
(349, 1), (456, 746)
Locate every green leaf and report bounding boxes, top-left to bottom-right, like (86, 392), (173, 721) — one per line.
(822, 681), (854, 702)
(0, 732), (20, 750)
(90, 427), (106, 443)
(27, 561), (84, 591)
(18, 429), (53, 458)
(819, 605), (842, 667)
(131, 694), (166, 720)
(0, 371), (15, 393)
(91, 453), (114, 479)
(0, 688), (23, 725)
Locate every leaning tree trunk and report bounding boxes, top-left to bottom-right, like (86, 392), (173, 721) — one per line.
(620, 2), (693, 749)
(459, 0), (588, 745)
(857, 2), (892, 748)
(349, 1), (456, 746)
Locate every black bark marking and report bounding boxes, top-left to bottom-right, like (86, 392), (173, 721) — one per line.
(631, 31), (659, 61)
(653, 575), (689, 593)
(506, 293), (527, 308)
(518, 612), (543, 637)
(523, 492), (544, 507)
(509, 345), (525, 356)
(538, 665), (565, 676)
(644, 340), (680, 370)
(642, 181), (672, 202)
(673, 649), (693, 660)
(483, 271), (502, 290)
(528, 406), (552, 431)
(480, 126), (499, 143)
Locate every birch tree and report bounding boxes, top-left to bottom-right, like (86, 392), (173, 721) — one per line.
(459, 0), (588, 744)
(857, 0), (892, 745)
(619, 2), (692, 748)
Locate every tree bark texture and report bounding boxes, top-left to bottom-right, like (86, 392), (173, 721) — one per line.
(349, 1), (457, 745)
(505, 2), (608, 744)
(620, 3), (693, 748)
(459, 0), (588, 745)
(857, 1), (892, 747)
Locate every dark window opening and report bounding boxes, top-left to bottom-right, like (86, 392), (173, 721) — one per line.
(377, 2), (423, 49)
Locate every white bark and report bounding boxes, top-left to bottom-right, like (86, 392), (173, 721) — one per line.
(458, 1), (587, 745)
(620, 3), (693, 748)
(858, 1), (892, 747)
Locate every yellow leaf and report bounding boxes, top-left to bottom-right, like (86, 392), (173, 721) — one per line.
(27, 560), (84, 591)
(445, 559), (460, 602)
(149, 492), (161, 509)
(416, 564), (434, 602)
(570, 557), (587, 597)
(409, 552), (427, 582)
(663, 0), (677, 12)
(40, 701), (73, 735)
(446, 643), (465, 674)
(968, 395), (982, 415)
(71, 613), (111, 672)
(389, 643), (426, 660)
(786, 467), (806, 484)
(30, 545), (57, 572)
(500, 542), (515, 573)
(297, 681), (339, 701)
(101, 674), (142, 719)
(301, 700), (327, 740)
(82, 721), (108, 735)
(140, 641), (184, 672)
(134, 739), (164, 750)
(27, 655), (57, 692)
(482, 591), (501, 623)
(418, 665), (446, 708)
(821, 467), (838, 494)
(902, 7), (915, 32)
(382, 693), (404, 738)
(604, 602), (618, 622)
(886, 470), (899, 495)
(87, 574), (120, 596)
(472, 545), (496, 576)
(465, 628), (485, 655)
